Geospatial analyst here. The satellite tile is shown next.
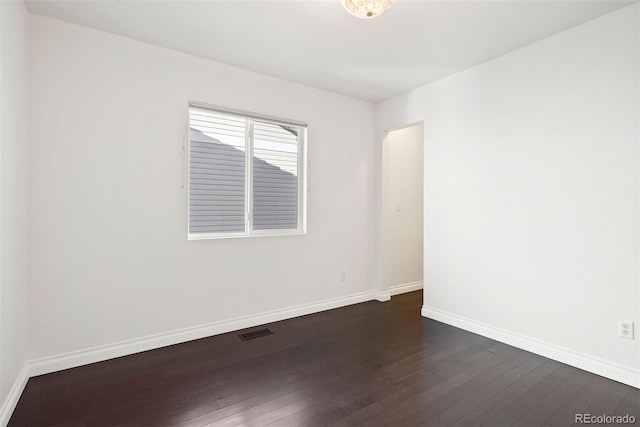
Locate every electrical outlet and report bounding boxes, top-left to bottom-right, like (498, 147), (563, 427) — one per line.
(341, 270), (347, 282)
(619, 320), (634, 340)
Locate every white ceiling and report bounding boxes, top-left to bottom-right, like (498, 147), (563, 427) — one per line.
(25, 0), (636, 102)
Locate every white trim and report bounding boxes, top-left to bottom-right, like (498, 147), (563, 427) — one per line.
(0, 365), (29, 427)
(373, 291), (391, 302)
(389, 281), (423, 296)
(28, 291), (376, 377)
(188, 229), (306, 240)
(189, 101), (307, 128)
(422, 305), (640, 388)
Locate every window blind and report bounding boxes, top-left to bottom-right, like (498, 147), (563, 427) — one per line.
(189, 109), (247, 234)
(253, 121), (299, 230)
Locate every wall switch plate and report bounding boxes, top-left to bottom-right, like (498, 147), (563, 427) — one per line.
(341, 270), (347, 282)
(619, 320), (634, 340)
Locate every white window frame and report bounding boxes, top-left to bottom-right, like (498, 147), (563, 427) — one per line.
(187, 101), (307, 240)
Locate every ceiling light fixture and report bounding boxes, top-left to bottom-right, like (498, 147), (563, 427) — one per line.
(341, 0), (394, 19)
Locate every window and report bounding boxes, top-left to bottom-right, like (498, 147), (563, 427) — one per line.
(188, 102), (307, 239)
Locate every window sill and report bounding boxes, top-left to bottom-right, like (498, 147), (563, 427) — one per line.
(188, 229), (306, 241)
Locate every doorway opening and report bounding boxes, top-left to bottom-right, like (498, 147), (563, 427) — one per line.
(382, 123), (424, 296)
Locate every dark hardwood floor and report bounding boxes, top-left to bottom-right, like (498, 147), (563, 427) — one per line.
(10, 291), (639, 426)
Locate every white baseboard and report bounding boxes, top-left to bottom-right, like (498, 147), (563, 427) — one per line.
(373, 291), (391, 302)
(422, 305), (640, 388)
(0, 364), (29, 427)
(389, 281), (423, 296)
(28, 291), (377, 377)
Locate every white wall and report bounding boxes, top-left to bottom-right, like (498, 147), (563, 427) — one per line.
(28, 15), (375, 361)
(377, 4), (640, 384)
(0, 0), (30, 415)
(383, 124), (423, 289)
